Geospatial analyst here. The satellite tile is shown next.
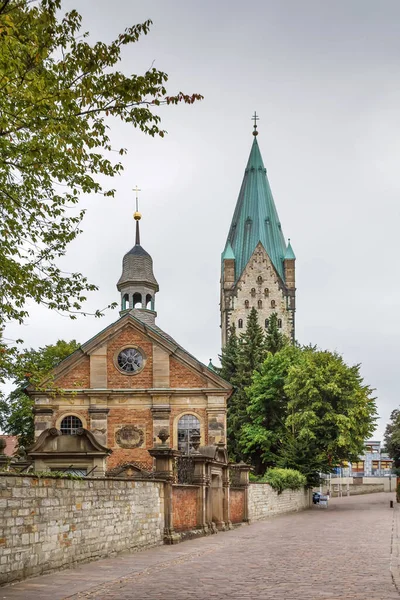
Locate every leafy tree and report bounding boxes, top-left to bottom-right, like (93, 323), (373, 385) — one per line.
(241, 345), (301, 473)
(0, 1), (202, 363)
(285, 348), (377, 471)
(227, 308), (266, 462)
(265, 312), (286, 354)
(384, 409), (400, 474)
(243, 345), (377, 483)
(0, 339), (80, 447)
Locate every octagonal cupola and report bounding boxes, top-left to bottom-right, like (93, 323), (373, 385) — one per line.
(117, 197), (159, 324)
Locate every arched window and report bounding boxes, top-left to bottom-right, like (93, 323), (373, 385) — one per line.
(178, 414), (200, 454)
(132, 292), (142, 308)
(145, 294), (152, 309)
(122, 293), (129, 311)
(238, 319), (243, 329)
(277, 319), (282, 328)
(251, 288), (256, 297)
(271, 300), (276, 309)
(257, 275), (263, 284)
(60, 415), (83, 435)
(258, 299), (262, 308)
(264, 288), (269, 297)
(265, 318), (269, 329)
(244, 299), (249, 308)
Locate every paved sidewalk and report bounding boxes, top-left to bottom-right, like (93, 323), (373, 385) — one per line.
(1, 493), (398, 600)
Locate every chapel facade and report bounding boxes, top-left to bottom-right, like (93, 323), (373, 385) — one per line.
(29, 208), (231, 476)
(220, 120), (296, 346)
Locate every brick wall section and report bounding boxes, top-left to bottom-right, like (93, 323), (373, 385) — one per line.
(172, 485), (199, 531)
(229, 489), (245, 523)
(107, 329), (153, 388)
(248, 484), (311, 521)
(0, 474), (164, 585)
(54, 356), (90, 388)
(106, 408), (154, 470)
(169, 358), (207, 388)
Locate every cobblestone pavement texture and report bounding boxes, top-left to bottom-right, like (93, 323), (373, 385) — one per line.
(2, 493), (399, 600)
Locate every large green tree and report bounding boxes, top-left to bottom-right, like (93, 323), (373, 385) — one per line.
(265, 312), (286, 355)
(0, 1), (201, 371)
(244, 346), (377, 483)
(0, 339), (80, 447)
(384, 409), (400, 474)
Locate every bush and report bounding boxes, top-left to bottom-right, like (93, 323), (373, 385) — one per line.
(263, 468), (306, 494)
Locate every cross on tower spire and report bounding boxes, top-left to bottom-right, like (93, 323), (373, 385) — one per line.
(252, 111), (259, 136)
(133, 185), (142, 245)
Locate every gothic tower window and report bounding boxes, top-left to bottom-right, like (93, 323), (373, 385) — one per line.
(257, 275), (263, 284)
(238, 319), (243, 329)
(265, 318), (269, 329)
(251, 288), (256, 297)
(244, 299), (249, 308)
(258, 299), (262, 308)
(271, 300), (276, 309)
(277, 319), (282, 328)
(264, 288), (269, 297)
(60, 415), (83, 435)
(178, 414), (200, 454)
(145, 294), (153, 309)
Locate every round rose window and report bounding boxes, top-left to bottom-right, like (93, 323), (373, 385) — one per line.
(117, 348), (144, 373)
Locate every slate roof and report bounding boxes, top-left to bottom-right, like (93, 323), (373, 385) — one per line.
(117, 243), (159, 290)
(224, 134), (290, 282)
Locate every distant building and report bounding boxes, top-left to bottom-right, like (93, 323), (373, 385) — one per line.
(349, 440), (393, 477)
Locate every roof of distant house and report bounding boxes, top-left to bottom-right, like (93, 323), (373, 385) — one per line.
(0, 435), (18, 457)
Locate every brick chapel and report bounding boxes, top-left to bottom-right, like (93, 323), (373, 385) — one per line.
(28, 205), (232, 476)
(220, 118), (296, 346)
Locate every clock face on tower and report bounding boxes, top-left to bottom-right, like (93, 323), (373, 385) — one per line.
(117, 348), (144, 373)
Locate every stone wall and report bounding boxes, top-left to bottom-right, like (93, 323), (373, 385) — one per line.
(172, 485), (199, 531)
(330, 483), (384, 497)
(248, 484), (310, 521)
(0, 474), (164, 585)
(229, 488), (245, 523)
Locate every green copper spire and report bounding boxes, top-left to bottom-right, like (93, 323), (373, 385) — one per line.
(222, 240), (235, 260)
(225, 128), (288, 281)
(284, 240), (296, 260)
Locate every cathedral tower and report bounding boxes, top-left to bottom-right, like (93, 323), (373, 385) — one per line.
(220, 117), (296, 346)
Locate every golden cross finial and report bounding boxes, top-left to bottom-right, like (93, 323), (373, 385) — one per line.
(252, 111), (259, 136)
(133, 185), (141, 213)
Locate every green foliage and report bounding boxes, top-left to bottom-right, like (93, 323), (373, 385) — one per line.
(240, 345), (301, 473)
(243, 345), (377, 483)
(219, 324), (239, 383)
(263, 467), (306, 494)
(265, 312), (286, 354)
(226, 308), (267, 463)
(0, 1), (202, 366)
(384, 409), (400, 471)
(0, 339), (80, 447)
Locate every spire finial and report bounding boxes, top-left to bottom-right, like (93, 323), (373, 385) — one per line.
(133, 185), (142, 245)
(252, 111), (259, 136)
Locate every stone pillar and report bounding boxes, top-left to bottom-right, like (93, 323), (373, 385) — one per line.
(149, 431), (181, 544)
(230, 461), (251, 522)
(222, 463), (232, 529)
(33, 407), (54, 438)
(206, 399), (226, 446)
(192, 452), (211, 534)
(88, 406), (109, 447)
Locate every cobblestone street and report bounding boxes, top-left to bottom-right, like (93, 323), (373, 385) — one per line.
(2, 493), (398, 600)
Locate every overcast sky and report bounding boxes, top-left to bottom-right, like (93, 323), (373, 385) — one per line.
(4, 0), (400, 440)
